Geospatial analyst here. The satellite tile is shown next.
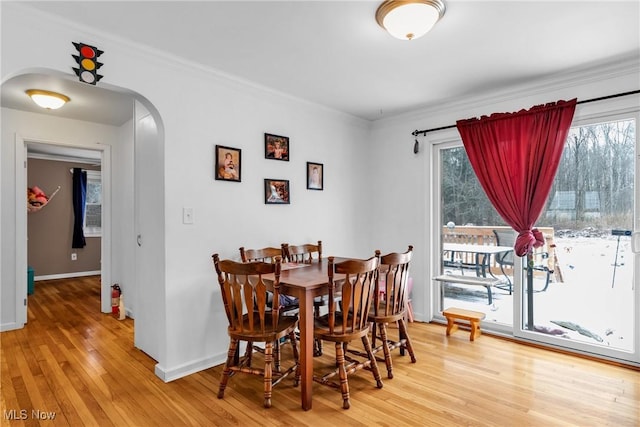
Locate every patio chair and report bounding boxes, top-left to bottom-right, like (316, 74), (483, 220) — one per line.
(492, 229), (553, 293)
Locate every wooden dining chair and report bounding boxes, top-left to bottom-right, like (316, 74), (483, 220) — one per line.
(368, 246), (416, 379)
(240, 246), (299, 312)
(212, 254), (300, 408)
(239, 246), (283, 263)
(239, 245), (299, 367)
(283, 240), (326, 356)
(313, 256), (383, 409)
(283, 240), (322, 263)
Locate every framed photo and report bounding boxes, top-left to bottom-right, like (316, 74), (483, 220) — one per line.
(307, 162), (323, 190)
(264, 133), (289, 161)
(264, 179), (290, 204)
(215, 145), (241, 182)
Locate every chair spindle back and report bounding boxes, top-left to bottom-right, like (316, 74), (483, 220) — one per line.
(213, 254), (282, 333)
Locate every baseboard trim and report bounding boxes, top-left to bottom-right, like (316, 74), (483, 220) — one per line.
(34, 271), (101, 281)
(154, 353), (226, 383)
(0, 321), (25, 332)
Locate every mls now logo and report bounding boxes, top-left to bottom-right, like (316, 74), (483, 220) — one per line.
(4, 409), (56, 420)
(4, 410), (27, 420)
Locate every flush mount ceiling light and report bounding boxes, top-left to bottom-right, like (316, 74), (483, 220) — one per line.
(25, 89), (70, 110)
(376, 0), (446, 41)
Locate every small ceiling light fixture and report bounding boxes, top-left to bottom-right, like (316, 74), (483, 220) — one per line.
(376, 0), (446, 41)
(25, 89), (70, 110)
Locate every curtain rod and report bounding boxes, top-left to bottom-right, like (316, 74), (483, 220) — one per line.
(411, 89), (640, 137)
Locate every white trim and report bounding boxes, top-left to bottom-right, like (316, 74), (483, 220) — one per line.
(154, 354), (226, 383)
(0, 322), (23, 332)
(14, 135), (27, 328)
(34, 271), (101, 281)
(99, 146), (112, 314)
(17, 137), (112, 319)
(28, 152), (101, 165)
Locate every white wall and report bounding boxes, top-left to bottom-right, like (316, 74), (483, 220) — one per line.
(1, 3), (372, 380)
(367, 57), (640, 322)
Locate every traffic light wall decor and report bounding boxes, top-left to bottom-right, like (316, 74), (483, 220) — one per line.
(72, 42), (103, 85)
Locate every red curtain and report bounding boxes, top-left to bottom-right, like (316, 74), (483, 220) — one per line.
(456, 99), (577, 256)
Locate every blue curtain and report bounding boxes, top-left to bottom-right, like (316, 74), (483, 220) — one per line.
(72, 168), (87, 248)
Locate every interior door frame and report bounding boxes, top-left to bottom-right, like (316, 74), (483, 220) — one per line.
(15, 135), (112, 320)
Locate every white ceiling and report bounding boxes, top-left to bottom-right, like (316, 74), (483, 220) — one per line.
(2, 0), (639, 126)
(1, 72), (134, 127)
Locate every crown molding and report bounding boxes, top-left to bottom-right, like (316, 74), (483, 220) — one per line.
(380, 53), (640, 125)
(8, 3), (369, 127)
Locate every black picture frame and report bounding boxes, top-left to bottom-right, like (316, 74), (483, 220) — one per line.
(306, 162), (323, 190)
(264, 179), (290, 204)
(264, 133), (289, 161)
(215, 145), (241, 182)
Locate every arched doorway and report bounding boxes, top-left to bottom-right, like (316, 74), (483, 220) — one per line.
(2, 69), (165, 362)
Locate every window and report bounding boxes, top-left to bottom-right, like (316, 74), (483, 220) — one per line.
(84, 170), (102, 237)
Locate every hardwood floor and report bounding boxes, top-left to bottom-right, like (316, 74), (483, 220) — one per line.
(2, 276), (638, 426)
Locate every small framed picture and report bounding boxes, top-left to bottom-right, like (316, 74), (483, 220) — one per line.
(264, 179), (290, 204)
(215, 145), (241, 182)
(307, 162), (323, 190)
(264, 133), (289, 161)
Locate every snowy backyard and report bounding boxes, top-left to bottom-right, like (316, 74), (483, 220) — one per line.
(443, 233), (635, 352)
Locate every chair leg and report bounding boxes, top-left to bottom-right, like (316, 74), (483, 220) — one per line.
(314, 338), (323, 357)
(274, 339), (281, 372)
(361, 335), (383, 389)
(378, 322), (393, 379)
(484, 285), (493, 305)
(370, 322), (378, 349)
(263, 342), (274, 408)
(218, 339), (238, 399)
(398, 318), (417, 363)
(288, 331), (301, 387)
(406, 300), (414, 323)
(313, 299), (324, 357)
(245, 341), (253, 367)
(540, 269), (552, 292)
(500, 264), (513, 294)
(335, 342), (351, 409)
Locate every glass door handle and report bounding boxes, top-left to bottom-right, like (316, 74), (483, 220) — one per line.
(631, 231), (640, 253)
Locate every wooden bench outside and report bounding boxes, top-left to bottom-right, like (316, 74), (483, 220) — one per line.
(442, 307), (486, 341)
(433, 274), (507, 305)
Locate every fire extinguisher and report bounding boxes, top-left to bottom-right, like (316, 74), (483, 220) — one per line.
(111, 284), (121, 315)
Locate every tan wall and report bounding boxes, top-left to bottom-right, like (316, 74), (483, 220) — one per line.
(27, 158), (101, 278)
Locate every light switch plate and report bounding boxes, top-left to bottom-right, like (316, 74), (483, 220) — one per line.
(183, 207), (194, 224)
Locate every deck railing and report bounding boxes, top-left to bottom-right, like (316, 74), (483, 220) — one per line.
(442, 225), (561, 281)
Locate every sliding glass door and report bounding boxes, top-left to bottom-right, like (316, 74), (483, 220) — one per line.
(434, 112), (639, 364)
(437, 142), (513, 330)
(517, 115), (638, 363)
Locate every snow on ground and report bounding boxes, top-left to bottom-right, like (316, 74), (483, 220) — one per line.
(443, 235), (635, 352)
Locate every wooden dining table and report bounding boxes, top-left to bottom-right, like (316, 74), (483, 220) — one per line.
(264, 257), (348, 411)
